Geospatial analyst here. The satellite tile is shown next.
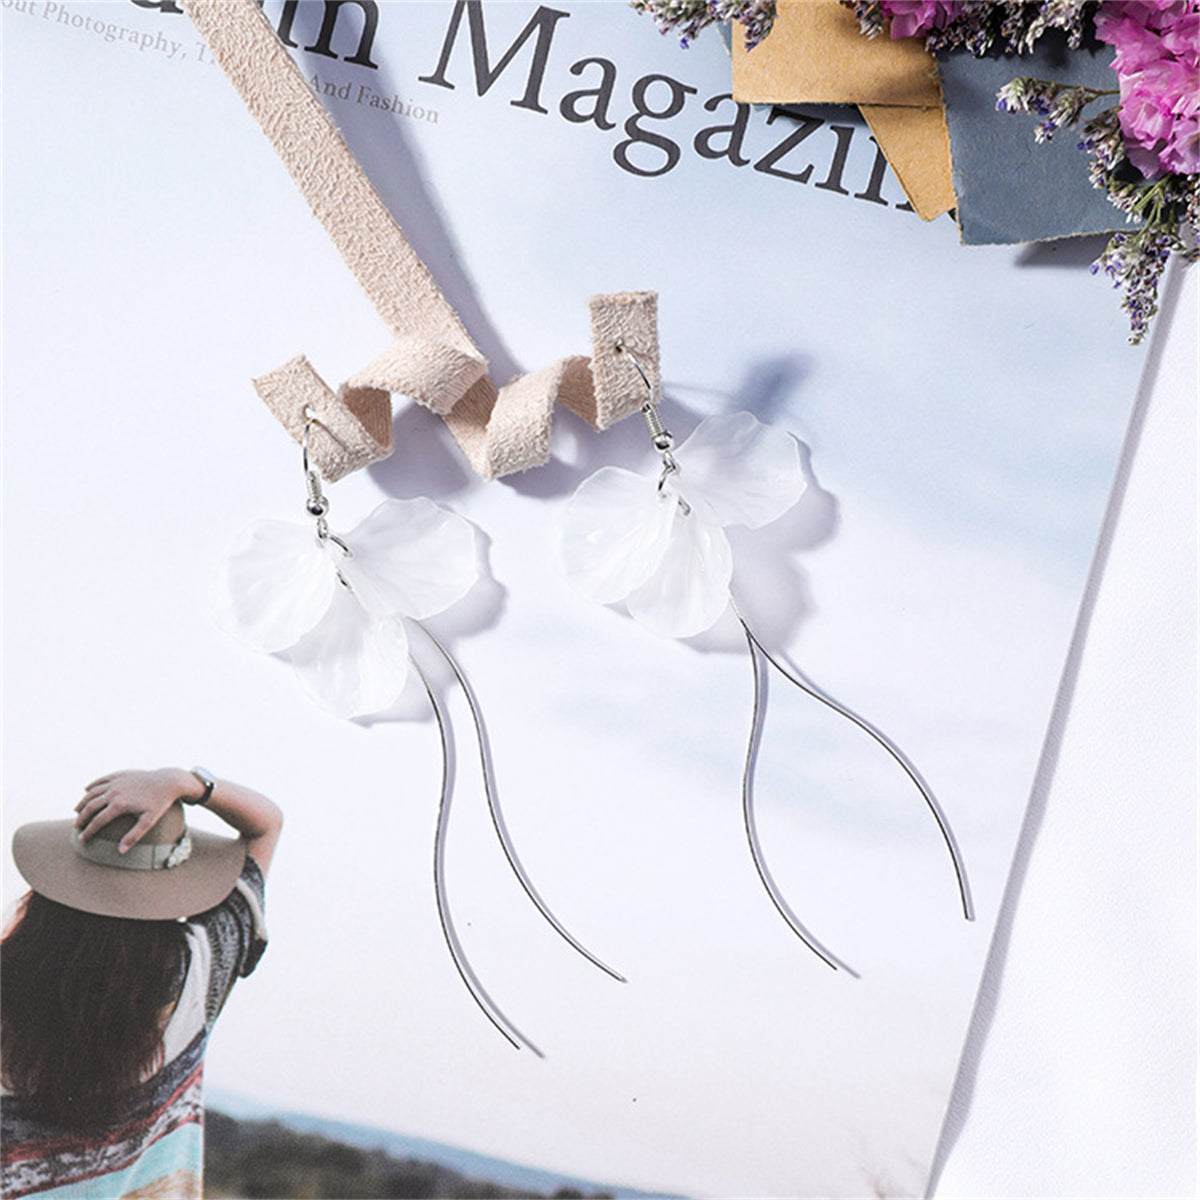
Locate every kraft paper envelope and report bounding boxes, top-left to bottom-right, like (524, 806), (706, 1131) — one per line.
(732, 0), (940, 106)
(732, 0), (954, 219)
(860, 103), (956, 220)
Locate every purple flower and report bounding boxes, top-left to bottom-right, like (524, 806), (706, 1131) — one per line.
(1163, 89), (1199, 173)
(878, 0), (964, 39)
(1096, 0), (1200, 178)
(1162, 9), (1200, 54)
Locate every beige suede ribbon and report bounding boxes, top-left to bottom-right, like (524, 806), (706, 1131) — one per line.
(182, 0), (659, 481)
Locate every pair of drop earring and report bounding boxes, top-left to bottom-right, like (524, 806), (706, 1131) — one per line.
(216, 344), (972, 1055)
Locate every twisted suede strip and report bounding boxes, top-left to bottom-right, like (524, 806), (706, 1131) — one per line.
(182, 0), (659, 481)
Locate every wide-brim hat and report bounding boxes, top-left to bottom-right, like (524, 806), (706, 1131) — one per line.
(11, 802), (246, 921)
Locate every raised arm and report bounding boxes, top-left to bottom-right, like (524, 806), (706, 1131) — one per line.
(75, 767), (283, 873)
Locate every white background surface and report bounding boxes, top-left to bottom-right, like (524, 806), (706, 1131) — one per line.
(931, 259), (1198, 1199)
(2, 2), (1194, 1196)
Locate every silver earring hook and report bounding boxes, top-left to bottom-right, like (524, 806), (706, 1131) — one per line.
(614, 339), (687, 505)
(301, 410), (353, 560)
(614, 336), (656, 401)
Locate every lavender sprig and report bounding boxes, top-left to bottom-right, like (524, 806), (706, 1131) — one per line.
(847, 1), (1096, 57)
(995, 78), (1118, 144)
(849, 0), (886, 38)
(1077, 108), (1127, 180)
(630, 0), (777, 48)
(1000, 76), (1199, 343)
(1096, 175), (1199, 341)
(1093, 225), (1177, 344)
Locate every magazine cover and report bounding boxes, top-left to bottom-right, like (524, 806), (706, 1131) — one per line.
(0, 2), (1162, 1196)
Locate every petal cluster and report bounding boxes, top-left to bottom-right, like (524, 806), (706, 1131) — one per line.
(1096, 0), (1200, 176)
(557, 412), (805, 639)
(880, 0), (964, 40)
(217, 498), (478, 717)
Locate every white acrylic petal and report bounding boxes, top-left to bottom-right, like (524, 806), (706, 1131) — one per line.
(625, 509), (733, 638)
(215, 519), (338, 652)
(285, 585), (410, 719)
(675, 412), (806, 529)
(341, 498), (478, 620)
(556, 466), (677, 604)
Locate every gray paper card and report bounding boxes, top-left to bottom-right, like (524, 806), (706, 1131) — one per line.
(941, 36), (1129, 245)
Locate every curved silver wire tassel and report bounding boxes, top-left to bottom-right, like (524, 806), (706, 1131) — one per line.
(413, 622), (627, 980)
(290, 426), (584, 1046)
(740, 617), (846, 972)
(412, 656), (545, 1056)
(613, 341), (972, 963)
(732, 598), (975, 946)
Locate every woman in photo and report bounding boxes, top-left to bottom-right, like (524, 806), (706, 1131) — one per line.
(1, 767), (283, 1199)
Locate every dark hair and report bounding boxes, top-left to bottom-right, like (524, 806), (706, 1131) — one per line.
(0, 891), (188, 1129)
